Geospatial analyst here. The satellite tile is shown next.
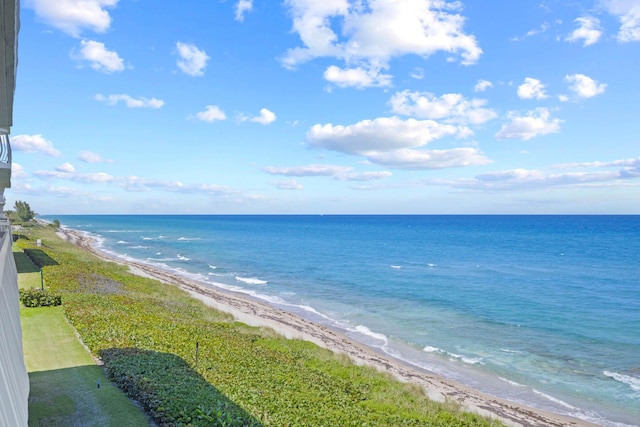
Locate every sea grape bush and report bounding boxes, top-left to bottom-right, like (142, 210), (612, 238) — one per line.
(19, 288), (62, 307)
(17, 226), (504, 427)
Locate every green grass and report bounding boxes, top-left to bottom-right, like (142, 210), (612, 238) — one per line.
(13, 243), (44, 289)
(20, 300), (151, 426)
(15, 226), (503, 427)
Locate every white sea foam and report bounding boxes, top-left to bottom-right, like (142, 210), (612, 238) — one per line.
(353, 325), (388, 345)
(390, 265), (402, 269)
(235, 276), (268, 285)
(177, 254), (190, 261)
(423, 346), (483, 365)
(117, 240), (128, 244)
(532, 389), (578, 410)
(178, 237), (201, 241)
(427, 263), (438, 267)
(127, 245), (149, 249)
(498, 377), (525, 387)
(209, 265), (217, 270)
(604, 371), (640, 392)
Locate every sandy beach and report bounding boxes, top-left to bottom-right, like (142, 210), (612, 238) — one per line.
(58, 227), (598, 427)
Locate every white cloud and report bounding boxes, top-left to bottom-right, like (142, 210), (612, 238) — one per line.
(273, 179), (304, 190)
(390, 90), (497, 125)
(306, 117), (487, 170)
(308, 117), (462, 154)
(566, 17), (602, 46)
(11, 163), (27, 179)
(10, 134), (61, 157)
(56, 162), (75, 173)
(79, 150), (111, 163)
(436, 157), (640, 191)
(251, 108), (277, 125)
(72, 40), (124, 73)
(95, 94), (164, 108)
(25, 0), (118, 37)
(517, 77), (548, 100)
(235, 0), (253, 22)
(565, 74), (607, 98)
(410, 67), (424, 80)
(474, 79), (493, 92)
(495, 108), (562, 141)
(600, 0), (640, 42)
(195, 105), (227, 122)
(323, 65), (392, 88)
(365, 147), (489, 170)
(282, 0), (481, 86)
(176, 42), (209, 76)
(264, 164), (353, 177)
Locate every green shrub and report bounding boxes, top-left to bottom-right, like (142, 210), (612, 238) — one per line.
(19, 288), (62, 307)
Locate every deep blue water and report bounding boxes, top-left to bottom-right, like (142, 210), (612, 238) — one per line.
(44, 215), (640, 426)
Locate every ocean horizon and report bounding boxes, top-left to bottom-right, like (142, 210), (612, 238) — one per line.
(43, 214), (640, 427)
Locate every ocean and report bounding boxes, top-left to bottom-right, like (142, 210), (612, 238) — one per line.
(43, 215), (640, 427)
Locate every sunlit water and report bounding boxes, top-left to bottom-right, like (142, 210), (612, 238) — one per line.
(45, 215), (640, 426)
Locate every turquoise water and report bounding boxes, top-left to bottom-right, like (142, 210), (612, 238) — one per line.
(46, 215), (640, 426)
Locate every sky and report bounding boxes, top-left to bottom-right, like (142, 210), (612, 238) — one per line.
(6, 0), (640, 214)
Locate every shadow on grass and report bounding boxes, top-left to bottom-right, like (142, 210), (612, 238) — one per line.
(28, 364), (151, 427)
(23, 248), (59, 268)
(13, 252), (41, 273)
(99, 348), (263, 426)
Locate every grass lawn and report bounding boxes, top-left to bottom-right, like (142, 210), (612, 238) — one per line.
(20, 306), (150, 426)
(13, 246), (44, 290)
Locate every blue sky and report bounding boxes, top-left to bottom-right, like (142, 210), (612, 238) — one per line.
(7, 0), (640, 214)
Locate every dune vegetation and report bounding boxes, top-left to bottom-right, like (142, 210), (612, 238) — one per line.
(16, 223), (502, 426)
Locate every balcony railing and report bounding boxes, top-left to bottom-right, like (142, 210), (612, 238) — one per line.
(0, 133), (11, 166)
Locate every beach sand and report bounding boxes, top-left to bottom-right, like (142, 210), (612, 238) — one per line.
(58, 227), (597, 427)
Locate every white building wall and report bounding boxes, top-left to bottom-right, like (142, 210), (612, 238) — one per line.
(0, 227), (29, 427)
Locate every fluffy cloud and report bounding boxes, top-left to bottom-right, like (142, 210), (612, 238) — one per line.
(10, 134), (61, 157)
(565, 74), (607, 98)
(474, 79), (493, 92)
(25, 0), (118, 37)
(95, 94), (164, 108)
(308, 117), (461, 154)
(56, 162), (75, 173)
(250, 108), (277, 125)
(306, 117), (488, 169)
(566, 17), (602, 46)
(283, 0), (481, 88)
(72, 40), (124, 73)
(176, 42), (209, 76)
(195, 105), (227, 122)
(323, 65), (392, 88)
(390, 90), (497, 125)
(517, 77), (548, 100)
(365, 147), (489, 170)
(235, 0), (253, 21)
(600, 0), (640, 42)
(11, 163), (27, 179)
(79, 150), (111, 163)
(495, 108), (562, 141)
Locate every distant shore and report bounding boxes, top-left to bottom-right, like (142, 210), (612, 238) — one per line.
(57, 226), (597, 427)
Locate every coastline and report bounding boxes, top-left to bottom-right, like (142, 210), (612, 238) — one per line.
(57, 226), (598, 427)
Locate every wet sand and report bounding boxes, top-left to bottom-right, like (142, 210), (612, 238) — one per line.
(58, 227), (597, 427)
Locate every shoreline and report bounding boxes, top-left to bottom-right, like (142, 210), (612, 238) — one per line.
(57, 226), (597, 427)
